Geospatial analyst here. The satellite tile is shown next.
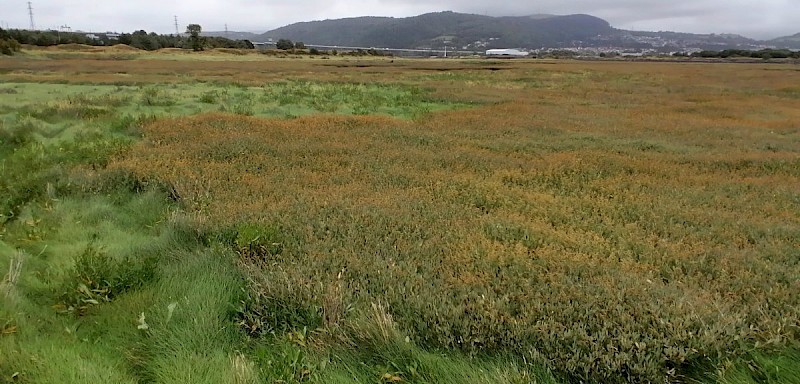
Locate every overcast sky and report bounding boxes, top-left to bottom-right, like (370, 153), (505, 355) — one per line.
(2, 0), (797, 39)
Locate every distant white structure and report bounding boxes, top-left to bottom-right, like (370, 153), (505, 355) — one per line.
(485, 49), (528, 57)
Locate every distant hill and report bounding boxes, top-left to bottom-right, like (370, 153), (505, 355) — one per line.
(617, 30), (765, 51)
(769, 33), (800, 49)
(252, 11), (794, 52)
(256, 11), (613, 50)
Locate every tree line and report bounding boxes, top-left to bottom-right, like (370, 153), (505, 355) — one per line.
(676, 48), (800, 59)
(272, 38), (390, 57)
(0, 26), (254, 55)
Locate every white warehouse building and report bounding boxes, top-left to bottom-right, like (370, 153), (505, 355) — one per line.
(485, 49), (528, 57)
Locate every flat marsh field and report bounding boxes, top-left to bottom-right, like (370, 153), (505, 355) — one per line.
(1, 51), (799, 383)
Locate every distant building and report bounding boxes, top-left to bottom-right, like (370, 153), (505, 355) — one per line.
(486, 49), (528, 57)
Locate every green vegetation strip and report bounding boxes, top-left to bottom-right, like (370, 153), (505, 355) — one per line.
(0, 81), (460, 121)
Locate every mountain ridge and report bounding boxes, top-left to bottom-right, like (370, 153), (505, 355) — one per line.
(769, 32), (800, 49)
(205, 12), (799, 51)
(256, 12), (615, 50)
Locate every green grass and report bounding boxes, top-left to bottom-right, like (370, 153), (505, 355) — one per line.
(0, 83), (252, 382)
(260, 81), (453, 118)
(728, 349), (800, 384)
(0, 185), (254, 383)
(0, 81), (459, 122)
(309, 302), (557, 384)
(0, 192), (175, 382)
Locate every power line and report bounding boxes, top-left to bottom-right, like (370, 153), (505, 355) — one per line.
(225, 23), (228, 38)
(174, 15), (179, 35)
(28, 2), (35, 30)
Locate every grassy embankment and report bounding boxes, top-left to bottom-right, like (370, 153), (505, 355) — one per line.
(1, 53), (799, 383)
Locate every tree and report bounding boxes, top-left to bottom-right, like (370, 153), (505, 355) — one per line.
(294, 41), (305, 49)
(34, 32), (58, 46)
(186, 24), (203, 51)
(276, 38), (293, 50)
(118, 33), (133, 46)
(0, 37), (21, 56)
(129, 30), (161, 51)
(0, 28), (20, 56)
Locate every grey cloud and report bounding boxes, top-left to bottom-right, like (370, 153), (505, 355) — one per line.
(3, 0), (797, 39)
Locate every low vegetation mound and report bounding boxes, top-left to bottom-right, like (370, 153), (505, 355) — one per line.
(156, 47), (185, 53)
(108, 44), (140, 52)
(46, 43), (97, 52)
(211, 48), (251, 55)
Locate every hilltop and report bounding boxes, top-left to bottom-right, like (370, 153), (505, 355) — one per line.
(202, 11), (794, 52)
(769, 32), (800, 49)
(256, 12), (614, 50)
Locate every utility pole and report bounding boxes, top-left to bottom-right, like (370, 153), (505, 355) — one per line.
(28, 2), (36, 31)
(225, 23), (229, 38)
(174, 15), (179, 35)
